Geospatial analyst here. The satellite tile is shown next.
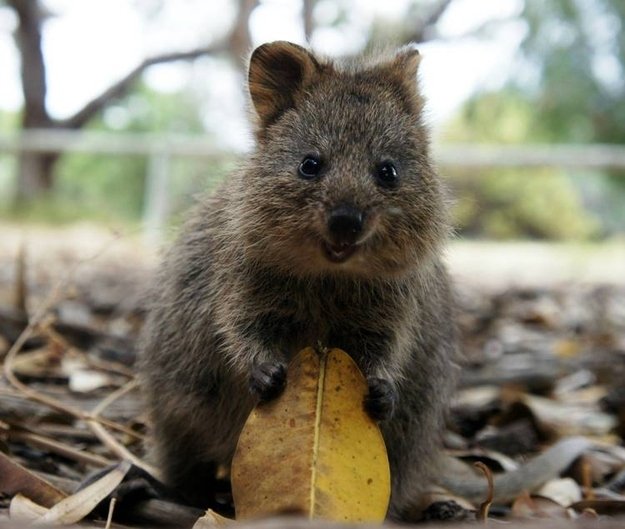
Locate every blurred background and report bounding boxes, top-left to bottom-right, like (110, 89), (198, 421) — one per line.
(0, 0), (624, 284)
(1, 4), (625, 510)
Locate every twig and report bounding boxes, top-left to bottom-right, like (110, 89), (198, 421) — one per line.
(105, 497), (117, 529)
(2, 231), (146, 439)
(474, 461), (494, 522)
(4, 336), (142, 439)
(581, 456), (595, 500)
(43, 323), (135, 379)
(85, 355), (136, 379)
(15, 240), (27, 314)
(88, 379), (160, 478)
(57, 41), (228, 130)
(8, 430), (113, 468)
(36, 423), (98, 441)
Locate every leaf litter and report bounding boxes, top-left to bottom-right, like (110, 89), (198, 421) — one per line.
(0, 236), (625, 527)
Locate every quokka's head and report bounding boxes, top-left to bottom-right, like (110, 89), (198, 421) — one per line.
(236, 41), (449, 279)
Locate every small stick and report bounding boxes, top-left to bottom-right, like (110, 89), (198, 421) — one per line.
(4, 338), (142, 440)
(474, 461), (494, 523)
(36, 423), (99, 441)
(2, 231), (146, 440)
(581, 456), (595, 500)
(15, 240), (27, 315)
(105, 497), (117, 529)
(88, 379), (160, 479)
(8, 430), (113, 468)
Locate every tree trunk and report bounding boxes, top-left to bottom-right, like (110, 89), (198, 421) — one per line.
(9, 0), (57, 205)
(15, 151), (58, 205)
(6, 0), (259, 206)
(303, 0), (316, 43)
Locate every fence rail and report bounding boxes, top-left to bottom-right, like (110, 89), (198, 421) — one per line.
(2, 130), (625, 169)
(2, 130), (625, 244)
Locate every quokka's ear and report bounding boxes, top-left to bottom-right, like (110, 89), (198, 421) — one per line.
(381, 44), (423, 112)
(248, 41), (321, 128)
(391, 44), (422, 81)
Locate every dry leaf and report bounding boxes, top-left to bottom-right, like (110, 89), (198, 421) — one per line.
(69, 369), (113, 393)
(0, 452), (67, 508)
(537, 478), (582, 506)
(448, 448), (520, 472)
(9, 494), (48, 522)
(35, 460), (131, 525)
(570, 499), (625, 516)
(418, 487), (476, 512)
(0, 334), (9, 355)
(440, 437), (592, 504)
(511, 491), (572, 519)
(192, 508), (233, 529)
(522, 394), (616, 436)
(231, 347), (390, 522)
(511, 491), (538, 518)
(11, 349), (59, 377)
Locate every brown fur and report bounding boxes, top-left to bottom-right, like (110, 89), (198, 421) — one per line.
(140, 41), (458, 521)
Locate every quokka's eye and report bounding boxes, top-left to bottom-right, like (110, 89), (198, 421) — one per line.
(375, 161), (399, 189)
(298, 155), (322, 179)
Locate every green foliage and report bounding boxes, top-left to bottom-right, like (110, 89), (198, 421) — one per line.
(508, 0), (625, 235)
(56, 155), (148, 221)
(0, 107), (18, 133)
(450, 168), (598, 240)
(446, 90), (539, 144)
(440, 0), (625, 239)
(1, 82), (232, 225)
(0, 109), (18, 207)
(518, 0), (625, 146)
(51, 83), (217, 222)
(444, 90), (600, 240)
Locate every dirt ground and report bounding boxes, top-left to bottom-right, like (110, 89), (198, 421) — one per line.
(1, 221), (625, 526)
(2, 221), (624, 296)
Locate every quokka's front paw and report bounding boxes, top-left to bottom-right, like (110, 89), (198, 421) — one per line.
(249, 361), (287, 402)
(364, 377), (397, 421)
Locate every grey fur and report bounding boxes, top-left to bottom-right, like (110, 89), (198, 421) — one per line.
(140, 41), (458, 521)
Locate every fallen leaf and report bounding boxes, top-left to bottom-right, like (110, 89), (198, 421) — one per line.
(69, 369), (113, 393)
(522, 394), (616, 436)
(510, 491), (536, 518)
(440, 437), (592, 504)
(580, 446), (625, 485)
(0, 452), (67, 508)
(418, 487), (476, 515)
(11, 348), (66, 381)
(553, 339), (582, 359)
(231, 348), (390, 522)
(35, 459), (131, 525)
(0, 334), (9, 355)
(9, 494), (48, 522)
(450, 448), (520, 472)
(537, 478), (582, 506)
(511, 491), (571, 519)
(192, 508), (233, 529)
(570, 499), (625, 516)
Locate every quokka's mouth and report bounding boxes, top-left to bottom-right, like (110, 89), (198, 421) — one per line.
(322, 241), (359, 263)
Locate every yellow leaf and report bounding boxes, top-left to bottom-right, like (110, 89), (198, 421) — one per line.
(231, 347), (390, 522)
(554, 339), (581, 358)
(192, 508), (233, 529)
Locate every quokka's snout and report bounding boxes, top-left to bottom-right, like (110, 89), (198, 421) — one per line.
(323, 203), (377, 264)
(327, 204), (364, 245)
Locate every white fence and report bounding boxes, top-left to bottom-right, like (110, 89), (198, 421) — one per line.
(2, 130), (625, 244)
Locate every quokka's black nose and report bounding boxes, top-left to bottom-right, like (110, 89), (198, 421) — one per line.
(327, 205), (364, 245)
